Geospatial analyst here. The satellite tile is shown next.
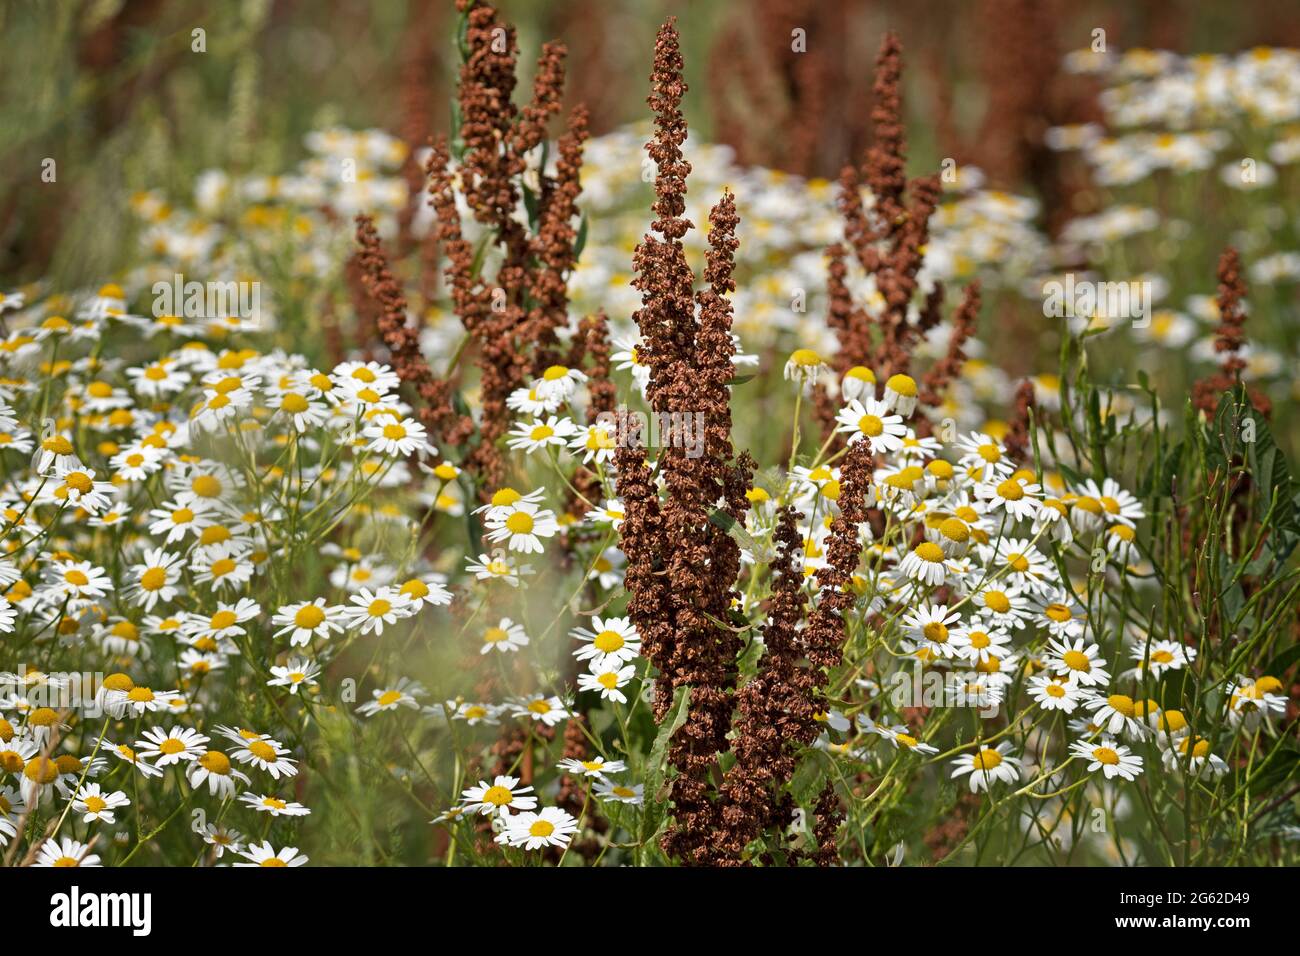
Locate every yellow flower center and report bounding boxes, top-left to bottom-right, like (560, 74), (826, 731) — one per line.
(922, 622), (949, 644)
(209, 610), (238, 630)
(1045, 603), (1072, 622)
(505, 512), (535, 534)
(1062, 650), (1091, 672)
(858, 414), (884, 437)
(199, 751), (231, 774)
(914, 542), (944, 563)
(1092, 747), (1120, 765)
(996, 479), (1024, 501)
(294, 605), (326, 628)
(983, 591), (1011, 614)
(971, 748), (1002, 770)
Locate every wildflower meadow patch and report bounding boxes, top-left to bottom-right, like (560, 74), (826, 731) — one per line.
(0, 0), (1298, 883)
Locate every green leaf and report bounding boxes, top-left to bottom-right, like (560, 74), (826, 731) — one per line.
(709, 507), (772, 562)
(573, 213), (589, 262)
(522, 183), (539, 233)
(646, 685), (691, 804)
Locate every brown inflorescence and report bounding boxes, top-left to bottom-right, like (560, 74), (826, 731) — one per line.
(1003, 379), (1038, 466)
(421, 1), (590, 498)
(919, 280), (982, 410)
(1192, 247), (1271, 418)
(614, 19), (754, 866)
(715, 505), (812, 864)
(353, 214), (474, 450)
(830, 32), (945, 389)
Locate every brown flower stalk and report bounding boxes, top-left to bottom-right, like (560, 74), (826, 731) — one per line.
(421, 0), (590, 497)
(353, 214), (474, 448)
(1192, 247), (1270, 417)
(919, 280), (982, 410)
(830, 32), (944, 389)
(1003, 379), (1038, 466)
(615, 19), (753, 865)
(715, 505), (811, 863)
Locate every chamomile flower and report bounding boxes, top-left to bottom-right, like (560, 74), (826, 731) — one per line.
(510, 694), (570, 727)
(1075, 477), (1145, 527)
(106, 685), (182, 718)
(577, 662), (637, 703)
(571, 616), (641, 668)
(268, 658), (321, 694)
(271, 387), (329, 432)
(898, 541), (949, 586)
(465, 552), (529, 586)
(971, 585), (1030, 628)
(950, 742), (1022, 792)
(882, 374), (919, 416)
(584, 497), (626, 530)
(1160, 736), (1228, 777)
(124, 547), (184, 610)
(783, 348), (827, 389)
(201, 824), (245, 858)
(978, 473), (1042, 520)
(33, 836), (101, 867)
(496, 806), (579, 850)
(557, 755), (627, 778)
(272, 598), (347, 646)
(240, 791), (311, 816)
(460, 774), (537, 816)
(483, 501), (559, 554)
(182, 598), (261, 644)
(568, 421), (618, 465)
(1081, 693), (1150, 738)
(869, 723), (939, 754)
(135, 725), (209, 766)
(70, 783), (129, 823)
(47, 464), (116, 514)
(1104, 522), (1139, 563)
(148, 498), (216, 543)
(187, 750), (251, 797)
(901, 603), (962, 659)
(1028, 673), (1086, 713)
(1129, 639), (1195, 678)
(229, 734), (299, 779)
(835, 397), (907, 454)
(363, 415), (428, 456)
(233, 841), (308, 867)
(1071, 736), (1143, 780)
(594, 780), (644, 804)
(1032, 588), (1087, 638)
(395, 576), (452, 608)
(479, 617), (530, 654)
(357, 677), (424, 716)
(106, 741), (163, 778)
(442, 700), (501, 726)
(472, 486), (545, 522)
(1045, 637), (1112, 687)
(41, 560), (113, 602)
(951, 620), (1014, 664)
(839, 365), (876, 401)
(533, 364), (586, 402)
(341, 586), (415, 635)
(507, 415), (575, 453)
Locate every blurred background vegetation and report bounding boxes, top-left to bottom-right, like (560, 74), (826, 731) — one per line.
(4, 0), (1298, 287)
